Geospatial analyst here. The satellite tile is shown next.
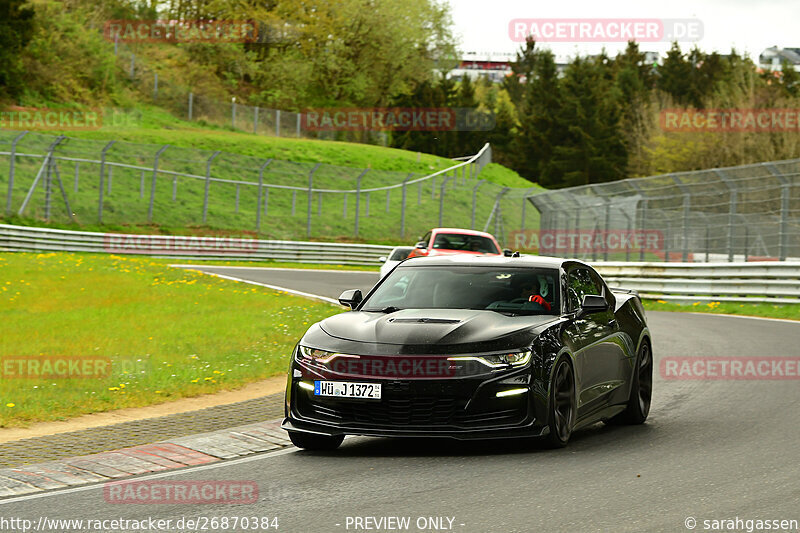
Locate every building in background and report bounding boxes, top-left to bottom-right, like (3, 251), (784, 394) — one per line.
(759, 47), (800, 71)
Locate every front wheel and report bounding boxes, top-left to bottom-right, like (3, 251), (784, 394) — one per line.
(541, 357), (576, 448)
(288, 431), (344, 451)
(608, 341), (652, 425)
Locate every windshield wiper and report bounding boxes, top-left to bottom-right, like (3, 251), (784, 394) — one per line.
(364, 306), (404, 313)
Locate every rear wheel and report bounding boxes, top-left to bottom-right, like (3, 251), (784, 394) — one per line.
(542, 358), (576, 448)
(608, 341), (652, 425)
(288, 431), (344, 451)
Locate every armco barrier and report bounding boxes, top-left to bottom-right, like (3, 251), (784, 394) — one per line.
(1, 224), (799, 303)
(594, 261), (800, 304)
(0, 224), (393, 265)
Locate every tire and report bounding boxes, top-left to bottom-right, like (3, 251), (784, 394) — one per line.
(288, 431), (344, 451)
(541, 357), (576, 448)
(608, 341), (652, 425)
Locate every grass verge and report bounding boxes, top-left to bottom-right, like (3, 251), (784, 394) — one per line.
(0, 252), (342, 428)
(642, 299), (800, 321)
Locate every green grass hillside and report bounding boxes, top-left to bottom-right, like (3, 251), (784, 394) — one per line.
(0, 115), (540, 245)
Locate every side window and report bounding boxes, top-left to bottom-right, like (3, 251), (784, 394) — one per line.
(588, 268), (615, 308)
(422, 231), (432, 246)
(567, 268), (602, 311)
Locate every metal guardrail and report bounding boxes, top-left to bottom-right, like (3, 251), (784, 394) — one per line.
(1, 223), (798, 302)
(594, 261), (800, 304)
(0, 224), (393, 266)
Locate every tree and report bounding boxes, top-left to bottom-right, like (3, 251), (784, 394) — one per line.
(0, 0), (35, 98)
(550, 56), (627, 187)
(511, 48), (563, 185)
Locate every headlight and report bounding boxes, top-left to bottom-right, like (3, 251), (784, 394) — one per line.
(297, 346), (358, 364)
(447, 350), (532, 369)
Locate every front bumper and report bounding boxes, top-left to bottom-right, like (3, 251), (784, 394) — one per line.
(284, 358), (549, 440)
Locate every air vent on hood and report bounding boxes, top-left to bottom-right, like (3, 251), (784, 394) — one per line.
(387, 318), (462, 324)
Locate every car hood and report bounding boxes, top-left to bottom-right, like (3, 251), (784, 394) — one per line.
(317, 308), (558, 348)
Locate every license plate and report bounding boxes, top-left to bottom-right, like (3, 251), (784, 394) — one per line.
(314, 381), (381, 399)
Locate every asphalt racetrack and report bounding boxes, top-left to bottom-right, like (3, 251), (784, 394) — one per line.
(3, 266), (799, 533)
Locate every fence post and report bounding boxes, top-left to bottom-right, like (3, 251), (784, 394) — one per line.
(231, 100), (236, 129)
(296, 113), (301, 137)
(43, 136), (66, 221)
(130, 54), (135, 79)
(256, 159), (272, 230)
(188, 93), (193, 120)
(254, 106), (259, 134)
(418, 181), (422, 205)
(153, 72), (158, 100)
(601, 200), (611, 261)
(98, 141), (116, 223)
(202, 151), (222, 224)
(354, 169), (368, 237)
(6, 131), (28, 215)
(74, 162), (79, 193)
(148, 145), (169, 223)
(306, 163), (320, 237)
(520, 186), (537, 231)
(139, 170), (144, 199)
(438, 176), (452, 227)
(471, 180), (486, 230)
(671, 175), (692, 262)
(763, 163), (790, 261)
(276, 109), (281, 137)
(400, 173), (413, 238)
(713, 169), (737, 263)
(235, 184), (240, 213)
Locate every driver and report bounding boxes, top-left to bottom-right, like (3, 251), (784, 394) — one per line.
(518, 276), (552, 311)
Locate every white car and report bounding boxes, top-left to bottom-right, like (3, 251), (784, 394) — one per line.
(378, 246), (414, 278)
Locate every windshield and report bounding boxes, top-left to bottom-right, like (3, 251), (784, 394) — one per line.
(362, 266), (560, 315)
(432, 233), (500, 254)
(388, 248), (412, 261)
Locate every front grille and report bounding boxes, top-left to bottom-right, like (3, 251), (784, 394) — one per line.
(297, 391), (527, 429)
(300, 395), (460, 426)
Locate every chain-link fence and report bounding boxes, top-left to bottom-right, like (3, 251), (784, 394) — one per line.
(0, 131), (497, 243)
(520, 161), (800, 262)
(3, 129), (796, 260)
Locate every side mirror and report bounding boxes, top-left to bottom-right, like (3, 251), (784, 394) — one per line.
(578, 294), (608, 316)
(502, 249), (513, 257)
(415, 241), (427, 249)
(378, 256), (387, 263)
(338, 289), (363, 309)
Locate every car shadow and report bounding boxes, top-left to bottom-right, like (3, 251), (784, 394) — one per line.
(292, 421), (661, 458)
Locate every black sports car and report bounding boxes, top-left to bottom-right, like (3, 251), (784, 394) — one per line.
(282, 255), (652, 449)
